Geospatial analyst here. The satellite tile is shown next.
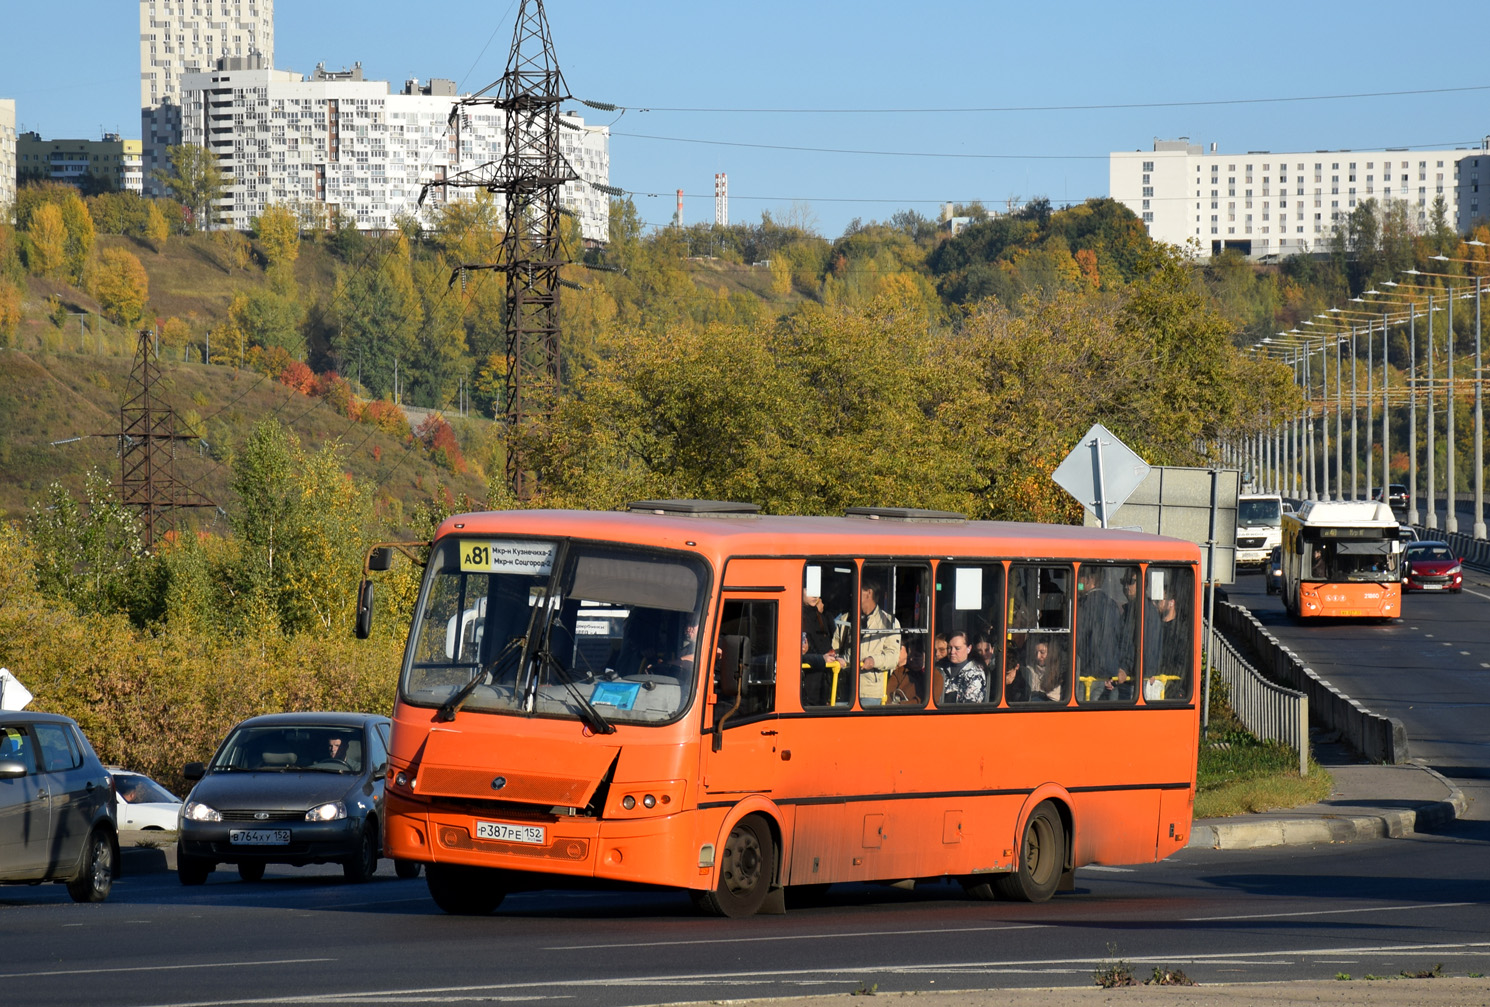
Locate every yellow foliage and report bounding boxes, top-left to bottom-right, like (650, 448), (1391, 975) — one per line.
(93, 247), (150, 328)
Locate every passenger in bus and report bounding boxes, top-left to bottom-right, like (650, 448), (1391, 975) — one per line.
(802, 590), (834, 657)
(933, 633), (949, 666)
(834, 581), (900, 707)
(972, 635), (998, 671)
(676, 614), (699, 667)
(1076, 565), (1123, 686)
(1015, 638), (1065, 703)
(941, 633), (988, 703)
(886, 643), (923, 706)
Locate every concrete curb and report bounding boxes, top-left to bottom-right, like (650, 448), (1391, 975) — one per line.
(1187, 764), (1468, 851)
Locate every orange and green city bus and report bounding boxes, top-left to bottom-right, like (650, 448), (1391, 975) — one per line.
(1279, 501), (1402, 619)
(367, 501), (1202, 917)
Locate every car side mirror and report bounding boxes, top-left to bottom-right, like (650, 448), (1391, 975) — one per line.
(368, 547), (393, 572)
(355, 579), (375, 639)
(0, 759), (27, 778)
(183, 761), (206, 782)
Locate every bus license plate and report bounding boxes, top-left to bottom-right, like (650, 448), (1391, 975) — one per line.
(230, 829), (290, 845)
(476, 821), (546, 845)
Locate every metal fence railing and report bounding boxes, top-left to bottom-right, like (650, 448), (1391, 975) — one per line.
(1206, 621), (1310, 777)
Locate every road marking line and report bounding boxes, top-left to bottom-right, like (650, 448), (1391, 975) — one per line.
(549, 923), (1051, 950)
(1184, 901), (1470, 922)
(124, 942), (1490, 1007)
(0, 958), (334, 980)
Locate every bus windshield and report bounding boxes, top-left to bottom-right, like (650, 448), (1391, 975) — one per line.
(403, 538), (710, 725)
(1303, 535), (1400, 582)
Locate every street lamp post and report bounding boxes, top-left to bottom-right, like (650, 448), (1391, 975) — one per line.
(1427, 247), (1489, 539)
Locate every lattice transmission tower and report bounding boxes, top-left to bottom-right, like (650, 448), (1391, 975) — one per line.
(119, 328), (215, 548)
(434, 0), (579, 497)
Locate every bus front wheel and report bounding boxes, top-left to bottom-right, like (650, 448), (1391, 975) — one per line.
(993, 801), (1065, 903)
(694, 814), (776, 918)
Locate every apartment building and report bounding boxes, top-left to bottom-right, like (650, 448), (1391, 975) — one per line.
(17, 133), (145, 194)
(1111, 137), (1490, 259)
(141, 0), (274, 194)
(177, 63), (611, 241)
(0, 99), (15, 218)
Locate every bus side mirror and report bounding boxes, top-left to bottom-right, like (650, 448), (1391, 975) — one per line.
(368, 547), (393, 572)
(355, 580), (375, 639)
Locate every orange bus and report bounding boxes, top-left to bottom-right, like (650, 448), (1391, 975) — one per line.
(1279, 501), (1402, 619)
(367, 501), (1202, 917)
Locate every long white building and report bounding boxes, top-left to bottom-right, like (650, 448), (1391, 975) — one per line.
(1112, 137), (1490, 259)
(140, 0), (274, 194)
(178, 62), (610, 241)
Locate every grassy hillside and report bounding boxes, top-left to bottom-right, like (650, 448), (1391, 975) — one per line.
(0, 347), (491, 526)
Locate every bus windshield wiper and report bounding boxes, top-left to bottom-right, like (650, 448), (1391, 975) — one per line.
(536, 649), (615, 735)
(436, 636), (524, 722)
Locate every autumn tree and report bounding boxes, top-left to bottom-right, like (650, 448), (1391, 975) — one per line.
(57, 189), (95, 284)
(157, 143), (225, 231)
(253, 203), (300, 289)
(0, 280), (22, 347)
(93, 247), (150, 327)
(25, 202), (67, 278)
(145, 201), (170, 252)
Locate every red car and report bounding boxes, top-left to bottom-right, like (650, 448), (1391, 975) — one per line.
(1402, 542), (1463, 593)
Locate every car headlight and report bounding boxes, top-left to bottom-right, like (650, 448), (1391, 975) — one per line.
(305, 801), (348, 822)
(183, 801), (221, 822)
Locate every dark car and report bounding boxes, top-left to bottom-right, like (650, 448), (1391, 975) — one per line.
(177, 712), (393, 885)
(1402, 541), (1463, 593)
(1265, 545), (1284, 595)
(0, 711), (119, 902)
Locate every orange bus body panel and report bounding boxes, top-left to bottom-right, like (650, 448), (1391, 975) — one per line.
(384, 508), (1203, 900)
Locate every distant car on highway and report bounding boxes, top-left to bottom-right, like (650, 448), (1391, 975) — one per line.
(1398, 525), (1419, 544)
(0, 711), (118, 902)
(108, 769), (182, 831)
(1374, 484), (1409, 510)
(1265, 545), (1284, 595)
(177, 712), (393, 885)
(1402, 541), (1463, 593)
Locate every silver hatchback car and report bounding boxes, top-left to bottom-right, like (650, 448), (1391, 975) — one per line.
(0, 711), (119, 902)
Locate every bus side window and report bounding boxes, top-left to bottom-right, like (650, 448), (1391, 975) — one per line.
(932, 562), (1003, 707)
(801, 562), (856, 709)
(1142, 566), (1194, 703)
(715, 599), (778, 725)
(1007, 565), (1071, 705)
(1076, 564), (1140, 705)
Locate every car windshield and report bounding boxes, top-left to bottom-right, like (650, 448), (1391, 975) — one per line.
(1238, 498), (1282, 526)
(210, 726), (365, 773)
(1409, 545), (1454, 562)
(115, 774), (177, 804)
(403, 538), (710, 726)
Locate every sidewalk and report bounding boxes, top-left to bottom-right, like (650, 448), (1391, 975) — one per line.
(1187, 737), (1469, 850)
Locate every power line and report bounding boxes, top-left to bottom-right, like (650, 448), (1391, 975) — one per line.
(609, 84), (1490, 115)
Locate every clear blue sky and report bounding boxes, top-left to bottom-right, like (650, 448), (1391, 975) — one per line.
(3, 0), (1486, 239)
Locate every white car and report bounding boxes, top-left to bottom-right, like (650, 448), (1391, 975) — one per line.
(108, 769), (182, 831)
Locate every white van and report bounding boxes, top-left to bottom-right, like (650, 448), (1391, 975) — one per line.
(1236, 493), (1284, 569)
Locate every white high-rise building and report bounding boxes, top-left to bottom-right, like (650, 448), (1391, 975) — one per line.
(178, 64), (611, 241)
(1111, 137), (1490, 259)
(0, 99), (16, 218)
(140, 0), (273, 194)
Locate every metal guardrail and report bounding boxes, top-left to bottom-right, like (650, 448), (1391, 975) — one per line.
(1206, 620), (1310, 777)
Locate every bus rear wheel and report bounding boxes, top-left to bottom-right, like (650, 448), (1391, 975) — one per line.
(425, 864), (507, 915)
(993, 801), (1065, 903)
(693, 814), (775, 918)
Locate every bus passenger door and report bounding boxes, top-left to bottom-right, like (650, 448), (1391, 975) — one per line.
(701, 596), (782, 797)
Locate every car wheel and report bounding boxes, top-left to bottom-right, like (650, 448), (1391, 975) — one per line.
(993, 801), (1065, 903)
(178, 852), (213, 886)
(394, 858), (422, 879)
(691, 814), (775, 918)
(66, 829), (116, 903)
(425, 864), (508, 915)
(238, 861), (266, 882)
(343, 822), (379, 883)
